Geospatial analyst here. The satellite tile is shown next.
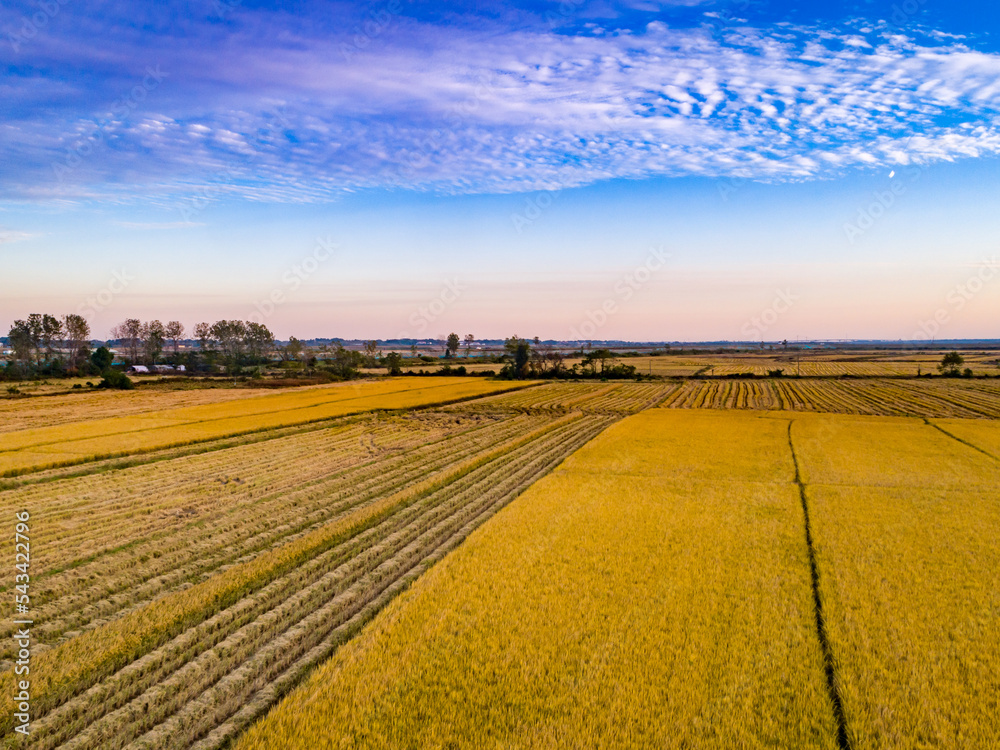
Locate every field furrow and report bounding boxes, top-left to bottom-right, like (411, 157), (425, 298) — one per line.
(232, 409), (839, 750)
(7, 411), (611, 748)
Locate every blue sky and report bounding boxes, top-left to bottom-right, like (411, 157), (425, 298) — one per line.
(2, 0), (999, 340)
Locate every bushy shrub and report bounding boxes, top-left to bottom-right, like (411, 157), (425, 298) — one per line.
(98, 370), (134, 390)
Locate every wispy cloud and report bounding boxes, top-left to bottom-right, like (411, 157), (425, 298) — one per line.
(2, 5), (1000, 203)
(112, 220), (204, 229)
(0, 229), (34, 244)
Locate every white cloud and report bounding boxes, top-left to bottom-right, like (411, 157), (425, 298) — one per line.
(4, 18), (1000, 201)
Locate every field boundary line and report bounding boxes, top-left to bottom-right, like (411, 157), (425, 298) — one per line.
(0, 411), (583, 731)
(922, 418), (1000, 462)
(181, 416), (615, 750)
(787, 419), (853, 750)
(0, 382), (542, 479)
(3, 414), (516, 593)
(0, 379), (490, 454)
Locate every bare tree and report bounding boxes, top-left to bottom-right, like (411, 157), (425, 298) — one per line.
(546, 350), (565, 375)
(464, 333), (474, 357)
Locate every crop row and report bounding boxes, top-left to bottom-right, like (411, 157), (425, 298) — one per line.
(0, 387), (260, 435)
(0, 378), (525, 477)
(0, 412), (543, 660)
(233, 409), (838, 749)
(450, 381), (679, 414)
(657, 378), (1000, 418)
(234, 409), (1000, 750)
(1, 413), (612, 748)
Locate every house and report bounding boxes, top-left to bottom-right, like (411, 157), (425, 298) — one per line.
(127, 365), (150, 374)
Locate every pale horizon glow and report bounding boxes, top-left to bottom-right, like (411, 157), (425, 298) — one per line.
(2, 1), (1000, 341)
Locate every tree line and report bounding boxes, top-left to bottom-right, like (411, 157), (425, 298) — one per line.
(4, 316), (644, 384)
(6, 313), (95, 376)
(2, 315), (277, 378)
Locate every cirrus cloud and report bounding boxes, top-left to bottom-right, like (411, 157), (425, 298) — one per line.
(2, 5), (999, 204)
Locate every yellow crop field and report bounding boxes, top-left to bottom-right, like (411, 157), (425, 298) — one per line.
(234, 410), (839, 749)
(3, 383), (998, 748)
(790, 416), (1000, 749)
(0, 413), (585, 722)
(455, 380), (679, 415)
(233, 409), (1000, 750)
(926, 418), (1000, 459)
(789, 413), (998, 490)
(657, 378), (1000, 418)
(0, 385), (266, 434)
(0, 382), (616, 749)
(0, 378), (529, 476)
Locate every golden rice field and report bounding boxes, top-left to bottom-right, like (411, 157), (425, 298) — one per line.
(236, 409), (1000, 750)
(2, 379), (997, 748)
(363, 349), (1000, 378)
(680, 351), (999, 377)
(0, 381), (624, 748)
(656, 377), (1000, 418)
(448, 377), (1000, 418)
(449, 380), (677, 414)
(0, 385), (262, 434)
(0, 377), (527, 476)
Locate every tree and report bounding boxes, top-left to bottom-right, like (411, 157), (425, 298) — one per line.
(546, 350), (566, 375)
(40, 314), (63, 363)
(245, 322), (274, 364)
(329, 344), (364, 378)
(409, 344), (418, 358)
(583, 348), (615, 374)
(503, 335), (531, 379)
(111, 318), (143, 363)
(282, 336), (304, 362)
(90, 346), (114, 372)
(165, 321), (185, 360)
(210, 320), (248, 374)
(193, 322), (213, 351)
(7, 319), (39, 367)
(446, 333), (460, 358)
(464, 334), (474, 357)
(362, 340), (379, 366)
(63, 314), (91, 369)
(141, 320), (166, 365)
(384, 351), (403, 375)
(939, 351), (965, 376)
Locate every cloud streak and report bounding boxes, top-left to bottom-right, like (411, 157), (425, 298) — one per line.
(2, 4), (1000, 203)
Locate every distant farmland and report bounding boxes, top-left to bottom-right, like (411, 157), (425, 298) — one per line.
(1, 377), (997, 748)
